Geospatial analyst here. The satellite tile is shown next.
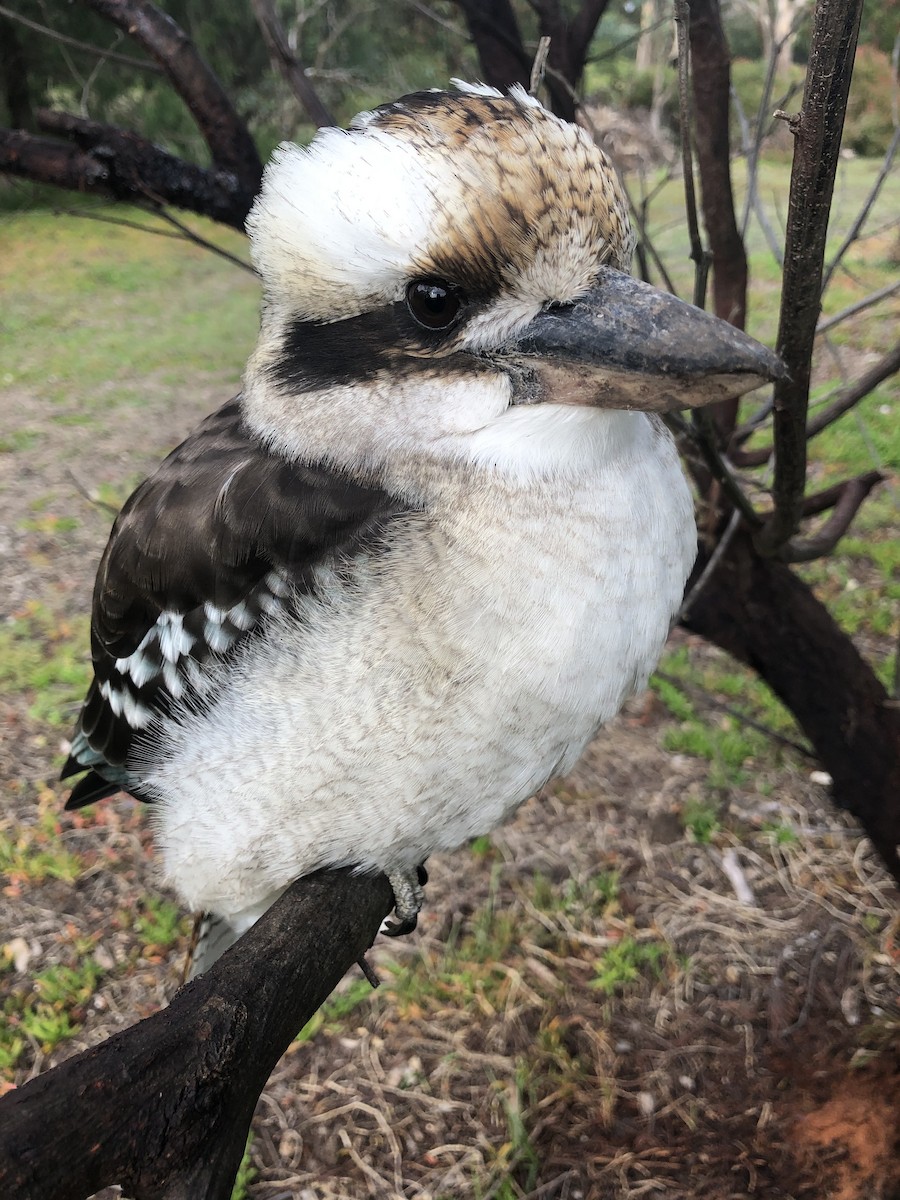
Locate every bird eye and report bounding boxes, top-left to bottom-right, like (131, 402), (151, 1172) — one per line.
(405, 278), (465, 331)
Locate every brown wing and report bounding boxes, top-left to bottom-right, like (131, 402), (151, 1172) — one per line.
(63, 397), (411, 802)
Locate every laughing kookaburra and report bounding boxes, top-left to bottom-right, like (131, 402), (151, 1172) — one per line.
(62, 83), (781, 974)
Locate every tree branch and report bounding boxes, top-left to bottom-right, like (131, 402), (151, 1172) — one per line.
(451, 0), (532, 94)
(688, 0), (749, 440)
(821, 125), (900, 293)
(80, 0), (262, 191)
(816, 278), (900, 336)
(734, 341), (900, 466)
(674, 0), (710, 311)
(755, 0), (865, 556)
(0, 868), (393, 1200)
(250, 0), (335, 128)
(0, 111), (258, 230)
(567, 0), (613, 73)
(778, 470), (886, 563)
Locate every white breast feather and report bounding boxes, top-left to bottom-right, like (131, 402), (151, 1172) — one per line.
(144, 409), (695, 919)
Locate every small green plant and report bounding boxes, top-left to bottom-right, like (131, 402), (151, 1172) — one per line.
(135, 896), (187, 951)
(591, 936), (668, 995)
(760, 820), (798, 845)
(1, 958), (105, 1072)
(0, 829), (82, 886)
(295, 977), (376, 1043)
(681, 798), (721, 844)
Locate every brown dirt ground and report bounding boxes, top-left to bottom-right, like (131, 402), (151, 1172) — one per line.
(1, 374), (898, 1200)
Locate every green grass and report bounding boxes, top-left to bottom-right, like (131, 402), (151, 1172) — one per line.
(134, 897), (189, 954)
(0, 206), (259, 409)
(0, 956), (105, 1074)
(0, 601), (92, 731)
(591, 936), (670, 995)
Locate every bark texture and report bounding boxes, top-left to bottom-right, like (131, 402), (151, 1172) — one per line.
(0, 869), (394, 1200)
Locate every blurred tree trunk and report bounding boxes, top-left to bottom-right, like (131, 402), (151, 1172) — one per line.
(684, 532), (900, 880)
(0, 18), (34, 131)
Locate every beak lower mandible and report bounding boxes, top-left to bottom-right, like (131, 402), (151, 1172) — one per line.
(510, 266), (785, 412)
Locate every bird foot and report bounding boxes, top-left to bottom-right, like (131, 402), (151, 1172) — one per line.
(382, 864), (428, 937)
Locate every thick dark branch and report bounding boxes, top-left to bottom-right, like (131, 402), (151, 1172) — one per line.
(568, 0), (612, 72)
(250, 0), (335, 128)
(734, 341), (900, 467)
(1, 127), (112, 192)
(452, 0), (532, 92)
(681, 530), (900, 884)
(0, 868), (393, 1200)
(756, 0), (864, 556)
(2, 111), (256, 230)
(80, 0), (262, 191)
(794, 470), (885, 518)
(777, 471), (886, 563)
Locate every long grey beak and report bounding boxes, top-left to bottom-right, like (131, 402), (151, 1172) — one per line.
(509, 267), (784, 412)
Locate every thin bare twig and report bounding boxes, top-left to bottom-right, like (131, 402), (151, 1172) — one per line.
(687, 410), (763, 527)
(679, 507), (742, 621)
(250, 0), (335, 128)
(731, 85), (784, 266)
(674, 0), (710, 310)
(652, 670), (815, 760)
(626, 191), (679, 298)
(0, 2), (163, 74)
(816, 279), (900, 335)
(735, 342), (900, 465)
(529, 35), (552, 95)
(152, 206), (256, 274)
(822, 126), (900, 292)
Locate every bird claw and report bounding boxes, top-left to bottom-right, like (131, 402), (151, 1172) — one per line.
(382, 865), (427, 937)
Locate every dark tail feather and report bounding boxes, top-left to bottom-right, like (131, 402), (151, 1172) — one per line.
(64, 770), (119, 810)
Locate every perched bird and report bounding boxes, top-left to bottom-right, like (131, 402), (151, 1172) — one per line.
(62, 83), (780, 974)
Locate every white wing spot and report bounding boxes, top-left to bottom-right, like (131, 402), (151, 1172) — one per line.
(122, 691), (152, 730)
(162, 658), (184, 700)
(158, 613), (194, 663)
(205, 623), (235, 654)
(228, 600), (255, 631)
(115, 649), (157, 689)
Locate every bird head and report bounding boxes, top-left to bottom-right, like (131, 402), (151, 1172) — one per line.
(242, 83), (781, 486)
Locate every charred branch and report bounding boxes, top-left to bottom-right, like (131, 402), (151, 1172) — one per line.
(778, 471), (886, 563)
(452, 0), (532, 94)
(0, 113), (256, 230)
(0, 868), (393, 1200)
(452, 0), (610, 122)
(756, 0), (864, 556)
(80, 0), (262, 192)
(0, 13), (35, 131)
